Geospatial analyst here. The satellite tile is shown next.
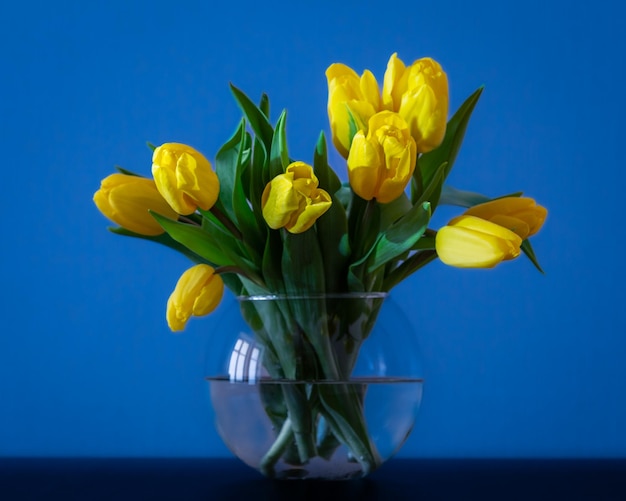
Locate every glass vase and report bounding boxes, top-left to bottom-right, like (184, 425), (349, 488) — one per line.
(205, 293), (423, 480)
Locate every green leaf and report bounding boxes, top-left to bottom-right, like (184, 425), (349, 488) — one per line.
(382, 249), (437, 291)
(259, 92), (270, 119)
(414, 161), (447, 208)
(379, 193), (412, 228)
(367, 202), (431, 273)
(262, 230), (285, 294)
(416, 86), (484, 210)
(229, 83), (274, 153)
(114, 166), (144, 177)
(269, 110), (289, 178)
(439, 185), (491, 207)
(150, 212), (232, 266)
(281, 231), (326, 294)
(492, 191), (525, 200)
(335, 184), (352, 210)
(521, 239), (545, 274)
(315, 195), (350, 293)
(215, 120), (264, 253)
(108, 226), (209, 264)
(347, 196), (379, 255)
(313, 131), (341, 195)
(146, 141), (157, 152)
(345, 105), (364, 149)
(347, 198), (380, 291)
(215, 120), (247, 222)
(249, 137), (269, 228)
(312, 135), (348, 290)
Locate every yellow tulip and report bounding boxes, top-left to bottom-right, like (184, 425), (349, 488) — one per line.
(436, 215), (522, 268)
(261, 162), (332, 234)
(166, 264), (224, 332)
(383, 54), (449, 153)
(347, 111), (417, 203)
(152, 143), (219, 215)
(464, 197), (547, 240)
(326, 53), (449, 157)
(326, 63), (381, 158)
(93, 173), (179, 236)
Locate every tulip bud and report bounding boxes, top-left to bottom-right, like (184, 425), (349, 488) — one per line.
(464, 197), (547, 239)
(261, 162), (332, 234)
(382, 54), (449, 153)
(152, 143), (220, 215)
(436, 215), (522, 268)
(347, 111), (417, 203)
(93, 173), (179, 236)
(166, 264), (224, 332)
(326, 64), (381, 158)
(382, 52), (408, 111)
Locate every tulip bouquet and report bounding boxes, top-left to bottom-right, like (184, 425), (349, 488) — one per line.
(94, 53), (546, 476)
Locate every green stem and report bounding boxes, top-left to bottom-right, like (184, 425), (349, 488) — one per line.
(259, 417), (295, 477)
(281, 383), (317, 463)
(383, 250), (437, 291)
(356, 199), (378, 256)
(317, 383), (381, 475)
(210, 205), (243, 240)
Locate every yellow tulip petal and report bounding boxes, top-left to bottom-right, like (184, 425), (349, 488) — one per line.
(166, 264), (224, 332)
(153, 161), (191, 214)
(287, 189), (332, 234)
(326, 60), (385, 158)
(465, 197), (548, 237)
(93, 173), (178, 236)
(360, 70), (381, 111)
(262, 162), (332, 233)
(436, 215), (522, 268)
(347, 132), (382, 201)
(193, 275), (224, 316)
(382, 52), (407, 110)
(489, 215), (530, 240)
(347, 111), (416, 203)
(398, 57), (448, 153)
(261, 174), (300, 229)
(326, 63), (360, 85)
(436, 226), (512, 268)
(376, 140), (416, 203)
(514, 206), (547, 236)
(152, 143), (219, 215)
(449, 216), (523, 247)
(465, 197), (534, 219)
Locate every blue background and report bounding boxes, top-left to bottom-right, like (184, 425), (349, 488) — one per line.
(1, 0), (625, 458)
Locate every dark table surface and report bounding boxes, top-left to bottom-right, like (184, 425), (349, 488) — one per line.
(1, 457), (625, 500)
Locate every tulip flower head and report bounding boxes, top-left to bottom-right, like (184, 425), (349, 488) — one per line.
(326, 63), (381, 158)
(167, 264), (224, 332)
(93, 173), (179, 236)
(464, 197), (547, 240)
(261, 162), (332, 234)
(327, 53), (449, 158)
(347, 111), (417, 203)
(382, 54), (449, 153)
(152, 143), (220, 215)
(436, 215), (522, 268)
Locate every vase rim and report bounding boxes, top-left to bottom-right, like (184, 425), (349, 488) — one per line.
(236, 292), (388, 302)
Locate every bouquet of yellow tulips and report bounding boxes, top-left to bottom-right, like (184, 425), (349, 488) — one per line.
(94, 53), (546, 476)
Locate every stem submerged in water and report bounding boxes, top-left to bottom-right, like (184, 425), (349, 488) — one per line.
(259, 417), (295, 477)
(246, 294), (386, 477)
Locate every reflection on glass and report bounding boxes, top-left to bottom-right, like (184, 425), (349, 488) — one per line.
(228, 336), (261, 383)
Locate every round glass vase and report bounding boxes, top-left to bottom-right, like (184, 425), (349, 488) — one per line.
(205, 293), (423, 480)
